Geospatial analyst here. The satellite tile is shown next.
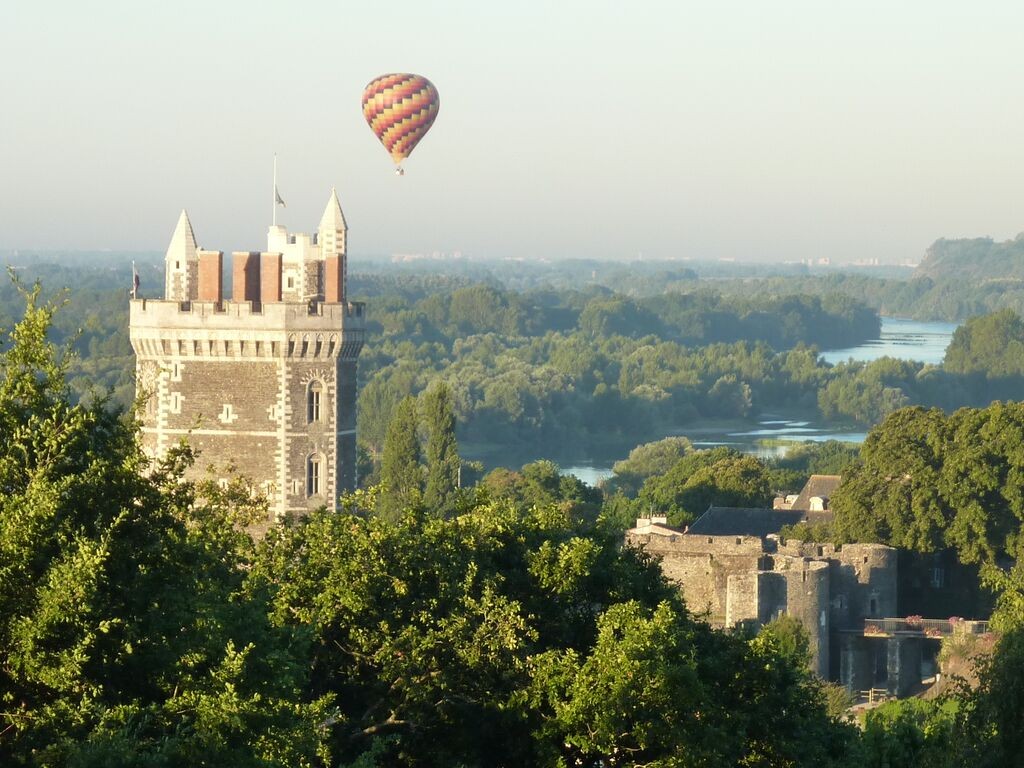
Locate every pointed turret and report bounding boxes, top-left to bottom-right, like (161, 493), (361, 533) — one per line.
(319, 187), (348, 234)
(165, 210), (200, 301)
(320, 189), (348, 303)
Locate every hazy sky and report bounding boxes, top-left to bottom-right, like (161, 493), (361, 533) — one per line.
(2, 1), (1023, 262)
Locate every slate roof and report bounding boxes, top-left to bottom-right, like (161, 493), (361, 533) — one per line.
(790, 474), (842, 511)
(687, 507), (808, 538)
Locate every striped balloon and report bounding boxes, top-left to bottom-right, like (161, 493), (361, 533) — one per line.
(362, 73), (440, 171)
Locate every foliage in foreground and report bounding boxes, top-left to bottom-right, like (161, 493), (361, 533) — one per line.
(12, 278), (1024, 765)
(0, 284), (330, 766)
(251, 486), (863, 766)
(0, 285), (862, 766)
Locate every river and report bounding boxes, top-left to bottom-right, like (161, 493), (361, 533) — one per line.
(819, 317), (959, 367)
(563, 317), (959, 486)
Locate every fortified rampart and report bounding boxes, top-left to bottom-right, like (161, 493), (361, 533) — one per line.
(626, 518), (897, 679)
(629, 531), (765, 623)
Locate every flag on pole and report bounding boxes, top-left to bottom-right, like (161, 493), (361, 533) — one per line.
(132, 262), (140, 299)
(273, 154), (285, 226)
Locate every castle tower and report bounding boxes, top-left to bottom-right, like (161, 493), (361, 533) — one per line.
(129, 191), (366, 522)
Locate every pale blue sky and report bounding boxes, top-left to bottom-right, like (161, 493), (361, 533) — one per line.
(1, 0), (1022, 262)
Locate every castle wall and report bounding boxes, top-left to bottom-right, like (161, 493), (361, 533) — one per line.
(628, 529), (896, 680)
(723, 559), (830, 676)
(725, 572), (761, 628)
(626, 532), (765, 623)
(828, 544), (898, 626)
(777, 541), (897, 623)
(887, 636), (923, 698)
(167, 260), (198, 303)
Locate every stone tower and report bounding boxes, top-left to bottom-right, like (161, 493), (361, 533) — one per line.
(129, 190), (366, 521)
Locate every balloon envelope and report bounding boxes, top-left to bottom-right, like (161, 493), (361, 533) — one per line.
(362, 73), (440, 167)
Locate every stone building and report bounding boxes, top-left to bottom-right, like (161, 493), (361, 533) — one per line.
(626, 511), (897, 681)
(129, 190), (366, 522)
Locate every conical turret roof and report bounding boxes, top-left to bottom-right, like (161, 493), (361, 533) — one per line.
(166, 209), (198, 262)
(319, 188), (347, 232)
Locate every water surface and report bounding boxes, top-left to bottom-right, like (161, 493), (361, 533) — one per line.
(560, 317), (958, 485)
(820, 317), (958, 366)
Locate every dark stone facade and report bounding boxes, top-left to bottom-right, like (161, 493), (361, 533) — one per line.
(626, 519), (897, 680)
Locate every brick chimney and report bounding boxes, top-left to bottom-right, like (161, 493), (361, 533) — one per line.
(197, 250), (223, 302)
(232, 251), (261, 304)
(260, 252), (282, 303)
(324, 255), (345, 303)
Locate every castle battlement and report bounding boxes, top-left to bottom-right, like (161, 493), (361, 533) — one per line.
(627, 530), (767, 556)
(129, 297), (366, 328)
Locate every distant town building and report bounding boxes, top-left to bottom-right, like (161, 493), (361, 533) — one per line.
(129, 190), (365, 524)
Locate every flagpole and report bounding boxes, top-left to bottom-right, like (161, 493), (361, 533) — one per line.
(273, 153), (278, 227)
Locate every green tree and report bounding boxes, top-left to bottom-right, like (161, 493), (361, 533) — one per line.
(420, 382), (460, 513)
(831, 402), (1024, 565)
(533, 601), (859, 767)
(944, 309), (1024, 377)
(0, 282), (328, 766)
(860, 698), (959, 768)
(608, 436), (693, 496)
(481, 460), (603, 522)
(357, 376), (403, 456)
(379, 396), (423, 518)
(830, 407), (950, 552)
(636, 449), (772, 526)
(251, 492), (672, 766)
(706, 373), (753, 417)
(758, 614), (812, 668)
(578, 297), (663, 338)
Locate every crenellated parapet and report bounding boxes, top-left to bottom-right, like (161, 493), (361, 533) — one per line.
(129, 298), (366, 360)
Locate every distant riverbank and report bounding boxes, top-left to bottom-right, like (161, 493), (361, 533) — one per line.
(501, 317), (961, 484)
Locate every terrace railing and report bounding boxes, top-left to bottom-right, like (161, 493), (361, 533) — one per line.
(862, 618), (989, 637)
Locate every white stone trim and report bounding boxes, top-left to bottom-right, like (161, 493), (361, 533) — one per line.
(141, 427), (279, 438)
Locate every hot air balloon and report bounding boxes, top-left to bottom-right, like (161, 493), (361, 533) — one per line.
(362, 73), (439, 175)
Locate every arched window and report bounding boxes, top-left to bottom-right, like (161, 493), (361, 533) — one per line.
(306, 453), (322, 496)
(307, 380), (323, 422)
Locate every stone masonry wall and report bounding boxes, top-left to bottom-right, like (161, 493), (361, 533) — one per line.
(627, 531), (891, 679)
(626, 533), (765, 623)
(131, 297), (364, 521)
(781, 560), (831, 675)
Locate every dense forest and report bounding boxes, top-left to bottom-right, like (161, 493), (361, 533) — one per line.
(0, 260), (882, 468)
(10, 253), (1024, 475)
(915, 235), (1024, 282)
